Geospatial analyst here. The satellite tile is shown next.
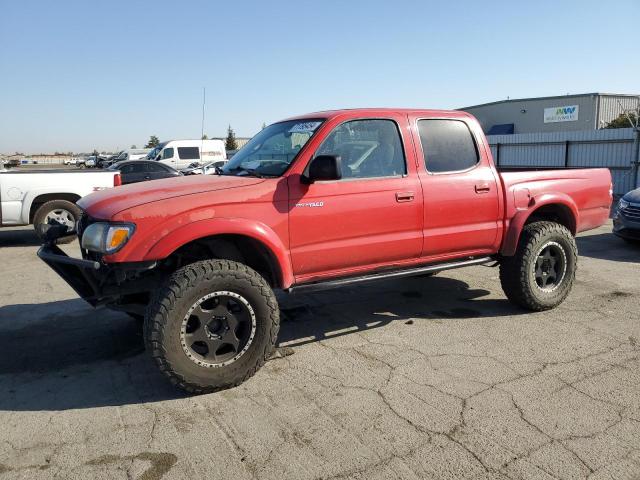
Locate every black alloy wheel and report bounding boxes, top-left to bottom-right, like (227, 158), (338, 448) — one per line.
(181, 291), (256, 367)
(533, 241), (567, 292)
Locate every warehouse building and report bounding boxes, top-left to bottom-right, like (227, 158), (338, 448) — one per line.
(460, 93), (639, 135)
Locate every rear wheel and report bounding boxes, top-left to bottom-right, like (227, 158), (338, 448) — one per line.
(144, 259), (279, 393)
(33, 200), (81, 244)
(499, 221), (577, 311)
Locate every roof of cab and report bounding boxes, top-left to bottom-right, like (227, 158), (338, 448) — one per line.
(282, 108), (473, 122)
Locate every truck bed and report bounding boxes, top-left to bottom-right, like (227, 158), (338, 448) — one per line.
(499, 167), (612, 236)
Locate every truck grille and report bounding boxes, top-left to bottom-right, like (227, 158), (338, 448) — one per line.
(621, 203), (640, 221)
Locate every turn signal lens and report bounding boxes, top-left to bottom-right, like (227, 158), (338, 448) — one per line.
(81, 223), (135, 254)
(106, 227), (131, 252)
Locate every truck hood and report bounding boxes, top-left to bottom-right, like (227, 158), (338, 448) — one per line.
(78, 175), (264, 219)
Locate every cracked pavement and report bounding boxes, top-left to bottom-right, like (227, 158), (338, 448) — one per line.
(0, 222), (639, 479)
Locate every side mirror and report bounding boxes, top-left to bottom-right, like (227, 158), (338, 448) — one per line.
(303, 155), (342, 184)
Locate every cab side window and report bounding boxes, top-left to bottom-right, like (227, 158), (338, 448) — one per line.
(418, 120), (479, 173)
(316, 119), (406, 179)
(162, 148), (174, 160)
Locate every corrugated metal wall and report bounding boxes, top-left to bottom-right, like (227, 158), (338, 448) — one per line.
(597, 96), (640, 127)
(487, 128), (637, 195)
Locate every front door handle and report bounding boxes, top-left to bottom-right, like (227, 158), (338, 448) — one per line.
(475, 183), (491, 193)
(396, 192), (415, 202)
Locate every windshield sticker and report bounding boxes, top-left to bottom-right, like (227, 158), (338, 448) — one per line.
(289, 121), (322, 134)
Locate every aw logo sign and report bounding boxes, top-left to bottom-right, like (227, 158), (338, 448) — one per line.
(544, 105), (579, 123)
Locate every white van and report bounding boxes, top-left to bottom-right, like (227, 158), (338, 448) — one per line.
(145, 140), (226, 170)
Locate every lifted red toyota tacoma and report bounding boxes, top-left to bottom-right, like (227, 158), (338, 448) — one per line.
(39, 109), (612, 393)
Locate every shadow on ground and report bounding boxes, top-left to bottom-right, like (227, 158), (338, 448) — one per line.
(0, 275), (524, 411)
(577, 232), (640, 263)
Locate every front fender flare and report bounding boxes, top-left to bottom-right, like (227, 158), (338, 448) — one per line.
(121, 217), (294, 288)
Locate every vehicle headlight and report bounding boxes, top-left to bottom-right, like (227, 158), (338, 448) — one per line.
(81, 223), (135, 254)
(618, 199), (629, 211)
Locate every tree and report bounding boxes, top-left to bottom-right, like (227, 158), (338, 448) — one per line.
(605, 112), (638, 129)
(145, 135), (160, 148)
(130, 144), (137, 149)
(225, 125), (238, 150)
(201, 134), (208, 140)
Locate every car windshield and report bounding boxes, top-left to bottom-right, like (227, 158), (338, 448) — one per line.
(221, 119), (324, 177)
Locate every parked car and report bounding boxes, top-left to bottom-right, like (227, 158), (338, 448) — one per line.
(78, 156), (98, 168)
(145, 139), (226, 170)
(97, 152), (122, 169)
(39, 108), (612, 393)
(1, 168), (121, 242)
(180, 160), (228, 175)
(107, 160), (181, 184)
(101, 149), (152, 169)
(613, 188), (640, 243)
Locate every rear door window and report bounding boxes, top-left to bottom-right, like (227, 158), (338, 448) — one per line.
(417, 120), (479, 173)
(177, 147), (200, 160)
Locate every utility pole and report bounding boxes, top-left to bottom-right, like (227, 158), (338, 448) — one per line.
(201, 87), (206, 140)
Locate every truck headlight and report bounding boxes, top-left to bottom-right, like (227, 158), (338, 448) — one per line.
(81, 223), (135, 254)
(618, 199), (629, 211)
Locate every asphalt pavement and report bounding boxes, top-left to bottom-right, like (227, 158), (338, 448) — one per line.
(0, 222), (638, 480)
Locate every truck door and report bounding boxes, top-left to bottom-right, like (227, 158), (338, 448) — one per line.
(288, 116), (423, 279)
(414, 117), (500, 258)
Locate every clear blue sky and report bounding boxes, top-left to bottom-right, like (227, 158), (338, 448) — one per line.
(1, 0), (638, 153)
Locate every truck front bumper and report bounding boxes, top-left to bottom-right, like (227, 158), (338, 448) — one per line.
(38, 243), (158, 307)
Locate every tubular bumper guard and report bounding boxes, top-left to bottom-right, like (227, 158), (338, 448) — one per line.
(38, 243), (157, 306)
(38, 244), (105, 305)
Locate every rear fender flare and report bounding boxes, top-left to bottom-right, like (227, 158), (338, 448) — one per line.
(500, 192), (578, 256)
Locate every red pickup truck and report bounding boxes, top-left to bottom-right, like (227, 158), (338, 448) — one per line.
(39, 109), (612, 393)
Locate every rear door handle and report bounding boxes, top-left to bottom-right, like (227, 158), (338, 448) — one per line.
(475, 183), (491, 193)
(396, 192), (415, 202)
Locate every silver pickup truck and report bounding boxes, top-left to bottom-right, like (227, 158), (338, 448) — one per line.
(0, 168), (121, 241)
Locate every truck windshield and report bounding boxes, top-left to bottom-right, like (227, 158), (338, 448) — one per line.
(221, 119), (324, 177)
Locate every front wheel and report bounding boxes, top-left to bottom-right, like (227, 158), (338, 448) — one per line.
(144, 259), (280, 394)
(499, 221), (577, 311)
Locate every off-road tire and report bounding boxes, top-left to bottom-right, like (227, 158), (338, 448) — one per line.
(33, 199), (81, 244)
(499, 221), (577, 311)
(144, 259), (280, 394)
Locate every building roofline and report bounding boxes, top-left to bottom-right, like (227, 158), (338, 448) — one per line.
(459, 93), (640, 110)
